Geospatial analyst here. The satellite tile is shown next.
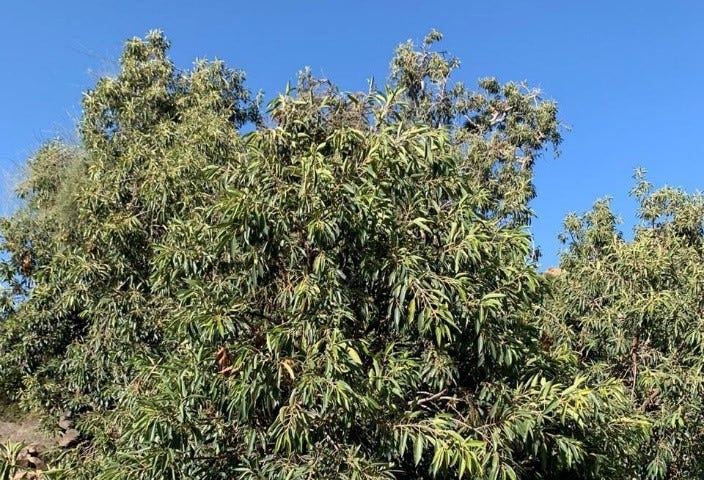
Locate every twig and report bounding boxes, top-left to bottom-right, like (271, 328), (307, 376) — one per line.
(416, 389), (448, 406)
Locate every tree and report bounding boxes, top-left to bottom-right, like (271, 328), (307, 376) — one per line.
(0, 31), (645, 479)
(0, 31), (259, 410)
(543, 172), (704, 479)
(0, 141), (86, 396)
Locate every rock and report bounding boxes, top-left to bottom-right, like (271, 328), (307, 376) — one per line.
(15, 449), (31, 468)
(545, 267), (563, 277)
(16, 444), (47, 470)
(12, 471), (39, 480)
(58, 428), (81, 448)
(25, 444), (41, 456)
(58, 417), (73, 431)
(26, 455), (46, 470)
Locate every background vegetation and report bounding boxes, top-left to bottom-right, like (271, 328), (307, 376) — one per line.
(0, 31), (701, 479)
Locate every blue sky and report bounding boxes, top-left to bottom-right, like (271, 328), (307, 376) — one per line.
(2, 1), (703, 266)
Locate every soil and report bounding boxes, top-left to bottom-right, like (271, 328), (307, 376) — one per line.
(0, 403), (54, 446)
(0, 418), (53, 446)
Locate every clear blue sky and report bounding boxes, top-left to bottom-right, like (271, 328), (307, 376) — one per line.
(2, 1), (704, 266)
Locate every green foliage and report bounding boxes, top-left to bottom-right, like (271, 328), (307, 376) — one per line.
(0, 440), (25, 479)
(1, 31), (260, 410)
(390, 30), (560, 227)
(0, 30), (685, 480)
(544, 172), (704, 479)
(0, 141), (86, 397)
(94, 75), (563, 478)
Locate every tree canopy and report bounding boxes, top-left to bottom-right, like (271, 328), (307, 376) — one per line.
(0, 30), (701, 480)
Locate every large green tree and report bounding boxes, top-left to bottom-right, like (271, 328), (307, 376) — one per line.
(1, 31), (646, 479)
(543, 174), (704, 479)
(0, 31), (259, 408)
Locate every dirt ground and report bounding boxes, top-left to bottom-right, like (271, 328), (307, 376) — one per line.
(0, 417), (53, 446)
